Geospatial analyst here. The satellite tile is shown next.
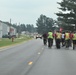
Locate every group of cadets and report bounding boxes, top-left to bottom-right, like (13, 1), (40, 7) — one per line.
(42, 30), (76, 50)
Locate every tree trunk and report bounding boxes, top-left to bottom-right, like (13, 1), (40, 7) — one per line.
(74, 24), (76, 31)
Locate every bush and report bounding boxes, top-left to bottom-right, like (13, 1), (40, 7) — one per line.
(2, 35), (9, 38)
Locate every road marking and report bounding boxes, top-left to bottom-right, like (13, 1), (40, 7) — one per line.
(42, 48), (44, 49)
(38, 52), (40, 55)
(0, 46), (10, 51)
(28, 62), (33, 65)
(0, 49), (5, 51)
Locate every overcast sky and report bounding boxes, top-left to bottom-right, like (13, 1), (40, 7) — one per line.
(0, 0), (62, 26)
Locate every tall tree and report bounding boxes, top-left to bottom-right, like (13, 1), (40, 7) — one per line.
(36, 14), (54, 34)
(56, 0), (76, 31)
(20, 24), (26, 31)
(26, 24), (35, 33)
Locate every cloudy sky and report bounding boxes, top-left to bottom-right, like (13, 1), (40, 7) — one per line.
(0, 0), (62, 26)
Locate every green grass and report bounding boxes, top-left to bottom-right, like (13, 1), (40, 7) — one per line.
(0, 35), (32, 47)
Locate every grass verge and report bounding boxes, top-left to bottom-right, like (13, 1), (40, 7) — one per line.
(0, 35), (32, 47)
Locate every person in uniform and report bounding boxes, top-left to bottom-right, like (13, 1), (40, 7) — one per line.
(42, 33), (48, 45)
(55, 30), (61, 49)
(65, 30), (70, 48)
(72, 31), (76, 50)
(47, 30), (54, 48)
(61, 31), (65, 47)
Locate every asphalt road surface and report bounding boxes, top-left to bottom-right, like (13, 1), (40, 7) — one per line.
(0, 39), (76, 75)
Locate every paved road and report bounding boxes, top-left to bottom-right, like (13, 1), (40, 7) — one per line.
(0, 39), (76, 75)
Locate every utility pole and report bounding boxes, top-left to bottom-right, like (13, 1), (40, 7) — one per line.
(18, 22), (21, 38)
(8, 18), (12, 39)
(10, 18), (11, 24)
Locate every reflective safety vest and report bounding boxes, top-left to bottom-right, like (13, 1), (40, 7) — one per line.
(65, 33), (70, 40)
(48, 32), (53, 39)
(73, 34), (76, 40)
(56, 33), (61, 39)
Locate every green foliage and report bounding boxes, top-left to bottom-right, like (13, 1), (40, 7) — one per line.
(36, 14), (54, 34)
(26, 24), (35, 33)
(20, 24), (26, 31)
(2, 35), (8, 38)
(0, 35), (32, 47)
(12, 24), (35, 33)
(56, 0), (76, 31)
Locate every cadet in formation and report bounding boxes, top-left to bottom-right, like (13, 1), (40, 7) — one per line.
(55, 30), (61, 49)
(47, 30), (54, 48)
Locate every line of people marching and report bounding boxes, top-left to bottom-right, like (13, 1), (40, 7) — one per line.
(42, 30), (76, 50)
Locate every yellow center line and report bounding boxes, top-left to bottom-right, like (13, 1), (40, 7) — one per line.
(28, 61), (33, 65)
(38, 52), (41, 55)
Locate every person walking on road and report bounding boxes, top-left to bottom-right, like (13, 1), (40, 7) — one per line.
(55, 30), (61, 49)
(42, 33), (48, 45)
(47, 30), (54, 48)
(65, 30), (70, 49)
(61, 31), (65, 47)
(72, 31), (76, 50)
(69, 31), (73, 47)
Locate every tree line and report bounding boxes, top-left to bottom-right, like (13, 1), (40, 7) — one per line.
(12, 14), (55, 34)
(12, 24), (36, 33)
